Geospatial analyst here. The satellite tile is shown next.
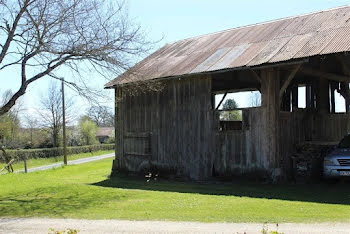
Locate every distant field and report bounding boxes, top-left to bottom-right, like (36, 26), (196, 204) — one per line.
(0, 150), (113, 171)
(0, 157), (350, 223)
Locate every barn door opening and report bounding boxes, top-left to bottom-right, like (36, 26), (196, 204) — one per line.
(211, 70), (262, 178)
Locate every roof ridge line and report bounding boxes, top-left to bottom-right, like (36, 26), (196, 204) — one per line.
(171, 4), (350, 44)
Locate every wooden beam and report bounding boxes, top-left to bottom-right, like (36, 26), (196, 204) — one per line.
(249, 69), (262, 83)
(330, 82), (336, 113)
(279, 64), (302, 100)
(336, 54), (350, 76)
(300, 67), (350, 82)
(306, 85), (312, 108)
(0, 159), (15, 174)
(212, 88), (258, 95)
(217, 106), (259, 111)
(215, 92), (227, 110)
(291, 86), (298, 111)
(317, 77), (330, 114)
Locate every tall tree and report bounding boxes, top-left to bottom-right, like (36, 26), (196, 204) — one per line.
(249, 91), (261, 107)
(221, 98), (241, 121)
(87, 105), (114, 127)
(79, 116), (98, 145)
(37, 81), (74, 147)
(0, 90), (21, 145)
(0, 0), (151, 116)
(0, 90), (21, 172)
(222, 99), (238, 110)
(24, 114), (38, 145)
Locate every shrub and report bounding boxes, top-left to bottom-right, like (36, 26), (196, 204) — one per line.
(79, 117), (98, 145)
(107, 136), (115, 144)
(2, 144), (115, 161)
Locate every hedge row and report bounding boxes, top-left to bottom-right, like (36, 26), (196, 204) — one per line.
(4, 144), (115, 161)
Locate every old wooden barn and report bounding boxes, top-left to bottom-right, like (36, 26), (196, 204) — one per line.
(106, 6), (350, 181)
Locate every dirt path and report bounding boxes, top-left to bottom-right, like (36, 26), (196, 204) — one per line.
(1, 218), (349, 234)
(16, 153), (114, 173)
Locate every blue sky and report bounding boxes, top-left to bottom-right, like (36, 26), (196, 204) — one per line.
(1, 0), (349, 118)
(128, 0), (350, 44)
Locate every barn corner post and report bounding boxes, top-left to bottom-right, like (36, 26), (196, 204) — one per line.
(112, 86), (123, 176)
(260, 67), (281, 182)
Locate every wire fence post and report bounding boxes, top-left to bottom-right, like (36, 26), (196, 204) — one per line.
(24, 157), (28, 173)
(62, 78), (67, 165)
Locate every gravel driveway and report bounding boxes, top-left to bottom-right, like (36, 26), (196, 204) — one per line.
(1, 218), (350, 234)
(16, 153), (114, 173)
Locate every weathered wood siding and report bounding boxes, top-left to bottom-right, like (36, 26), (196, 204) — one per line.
(214, 108), (270, 176)
(114, 70), (349, 180)
(115, 75), (215, 180)
(279, 111), (349, 166)
(312, 114), (349, 141)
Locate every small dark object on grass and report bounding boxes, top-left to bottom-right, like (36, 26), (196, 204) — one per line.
(145, 172), (159, 182)
(48, 228), (79, 234)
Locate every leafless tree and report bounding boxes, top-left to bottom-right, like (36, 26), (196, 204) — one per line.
(1, 90), (24, 116)
(24, 114), (38, 143)
(37, 81), (74, 147)
(0, 0), (152, 116)
(249, 91), (261, 107)
(87, 105), (114, 127)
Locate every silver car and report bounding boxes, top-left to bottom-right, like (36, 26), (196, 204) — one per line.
(323, 135), (350, 178)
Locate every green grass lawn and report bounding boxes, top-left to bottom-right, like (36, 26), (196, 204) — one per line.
(0, 150), (113, 171)
(1, 158), (350, 223)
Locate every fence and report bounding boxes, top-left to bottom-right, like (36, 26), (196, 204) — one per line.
(2, 144), (115, 162)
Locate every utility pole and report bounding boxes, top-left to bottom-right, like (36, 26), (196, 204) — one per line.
(62, 78), (67, 165)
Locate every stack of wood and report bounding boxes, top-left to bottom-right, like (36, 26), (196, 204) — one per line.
(291, 142), (336, 182)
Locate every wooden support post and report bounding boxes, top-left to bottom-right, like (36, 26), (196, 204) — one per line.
(291, 86), (298, 112)
(285, 87), (292, 112)
(114, 87), (123, 172)
(260, 68), (280, 175)
(114, 88), (119, 171)
(317, 78), (330, 114)
(281, 90), (288, 111)
(311, 82), (315, 109)
(279, 64), (301, 103)
(330, 82), (336, 113)
(306, 85), (312, 108)
(24, 157), (28, 173)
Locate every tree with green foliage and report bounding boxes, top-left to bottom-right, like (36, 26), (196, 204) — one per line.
(79, 116), (98, 145)
(0, 112), (20, 145)
(221, 98), (242, 121)
(0, 90), (21, 172)
(222, 99), (238, 110)
(0, 90), (21, 146)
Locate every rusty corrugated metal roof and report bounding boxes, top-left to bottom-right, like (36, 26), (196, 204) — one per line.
(105, 6), (350, 87)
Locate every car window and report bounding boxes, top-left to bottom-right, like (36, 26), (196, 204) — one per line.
(338, 135), (350, 148)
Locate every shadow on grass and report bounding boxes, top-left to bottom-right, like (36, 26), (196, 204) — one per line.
(0, 186), (124, 217)
(93, 175), (350, 205)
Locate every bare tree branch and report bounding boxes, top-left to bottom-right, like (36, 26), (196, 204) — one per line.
(0, 0), (154, 116)
(36, 81), (75, 147)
